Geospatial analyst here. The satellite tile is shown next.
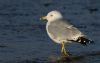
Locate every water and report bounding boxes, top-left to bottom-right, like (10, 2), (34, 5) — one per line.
(0, 0), (100, 63)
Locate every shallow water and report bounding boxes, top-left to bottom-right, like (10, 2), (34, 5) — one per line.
(0, 0), (100, 63)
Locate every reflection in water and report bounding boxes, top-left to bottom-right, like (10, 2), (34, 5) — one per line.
(48, 51), (100, 63)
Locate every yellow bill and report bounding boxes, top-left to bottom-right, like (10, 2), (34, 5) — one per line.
(40, 16), (47, 20)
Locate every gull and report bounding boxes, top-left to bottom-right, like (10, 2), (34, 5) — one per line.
(40, 10), (93, 57)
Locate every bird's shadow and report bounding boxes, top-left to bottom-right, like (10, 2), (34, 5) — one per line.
(48, 51), (100, 63)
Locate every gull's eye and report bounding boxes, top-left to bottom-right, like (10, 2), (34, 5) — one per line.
(50, 15), (53, 17)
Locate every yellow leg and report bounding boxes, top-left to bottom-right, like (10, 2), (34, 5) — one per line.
(61, 42), (69, 57)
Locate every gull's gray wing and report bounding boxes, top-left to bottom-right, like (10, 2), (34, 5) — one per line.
(47, 19), (84, 41)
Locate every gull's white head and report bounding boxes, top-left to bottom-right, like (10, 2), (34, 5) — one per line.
(41, 10), (63, 22)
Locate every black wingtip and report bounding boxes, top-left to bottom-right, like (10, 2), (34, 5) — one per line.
(76, 37), (94, 46)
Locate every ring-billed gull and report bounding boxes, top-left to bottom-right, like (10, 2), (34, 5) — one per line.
(40, 10), (93, 57)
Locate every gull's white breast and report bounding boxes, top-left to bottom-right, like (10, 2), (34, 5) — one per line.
(46, 22), (62, 44)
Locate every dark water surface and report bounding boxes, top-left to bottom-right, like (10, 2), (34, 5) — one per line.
(0, 0), (100, 63)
